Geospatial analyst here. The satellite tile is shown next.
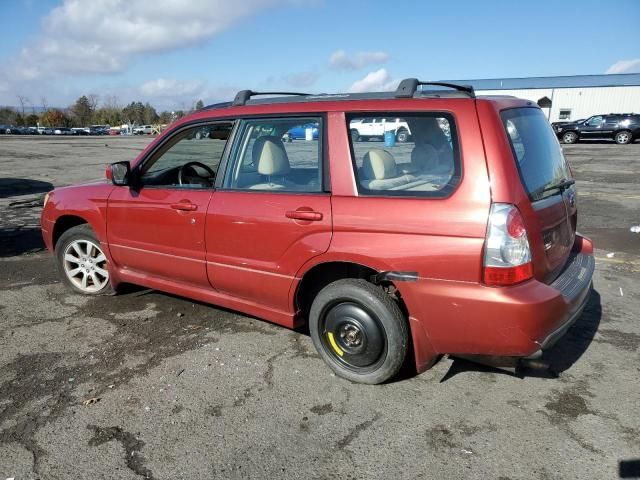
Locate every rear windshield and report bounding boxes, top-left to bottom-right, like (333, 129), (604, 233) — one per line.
(501, 108), (571, 201)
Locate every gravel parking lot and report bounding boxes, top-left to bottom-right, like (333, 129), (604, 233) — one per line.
(0, 136), (639, 479)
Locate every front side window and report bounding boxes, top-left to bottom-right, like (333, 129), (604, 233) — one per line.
(223, 117), (323, 192)
(140, 122), (233, 188)
(585, 116), (603, 127)
(347, 113), (460, 197)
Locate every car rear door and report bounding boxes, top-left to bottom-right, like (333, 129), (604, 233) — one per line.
(205, 115), (331, 313)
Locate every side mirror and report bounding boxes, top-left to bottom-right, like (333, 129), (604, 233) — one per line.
(109, 161), (131, 186)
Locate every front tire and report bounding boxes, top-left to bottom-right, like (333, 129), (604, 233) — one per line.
(309, 279), (409, 384)
(562, 131), (578, 144)
(615, 130), (632, 145)
(55, 224), (114, 295)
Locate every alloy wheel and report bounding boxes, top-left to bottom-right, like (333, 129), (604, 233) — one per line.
(62, 240), (109, 293)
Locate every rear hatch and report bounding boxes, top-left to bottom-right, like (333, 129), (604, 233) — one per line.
(501, 108), (576, 284)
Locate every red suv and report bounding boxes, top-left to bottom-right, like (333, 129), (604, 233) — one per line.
(41, 79), (594, 384)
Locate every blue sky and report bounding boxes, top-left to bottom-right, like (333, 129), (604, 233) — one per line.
(1, 0), (639, 110)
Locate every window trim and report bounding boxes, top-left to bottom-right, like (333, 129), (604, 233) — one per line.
(345, 111), (462, 199)
(218, 114), (328, 195)
(133, 119), (237, 191)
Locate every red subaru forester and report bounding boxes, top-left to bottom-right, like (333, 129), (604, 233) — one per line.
(41, 79), (594, 384)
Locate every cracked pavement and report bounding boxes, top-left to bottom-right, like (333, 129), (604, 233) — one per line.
(0, 136), (639, 479)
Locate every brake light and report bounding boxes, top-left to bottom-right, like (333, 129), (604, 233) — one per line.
(483, 203), (533, 286)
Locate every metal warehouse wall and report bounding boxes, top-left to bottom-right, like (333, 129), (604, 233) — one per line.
(476, 86), (640, 122)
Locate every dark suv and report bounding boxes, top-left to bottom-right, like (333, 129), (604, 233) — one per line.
(553, 113), (640, 144)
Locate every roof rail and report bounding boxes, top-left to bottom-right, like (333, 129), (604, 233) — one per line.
(394, 78), (475, 99)
(232, 90), (312, 106)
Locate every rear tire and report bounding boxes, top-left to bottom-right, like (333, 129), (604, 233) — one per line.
(396, 128), (409, 143)
(309, 279), (408, 384)
(614, 130), (632, 145)
(350, 129), (360, 142)
(562, 131), (578, 144)
(55, 224), (115, 296)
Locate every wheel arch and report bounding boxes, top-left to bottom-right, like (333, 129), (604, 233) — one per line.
(52, 214), (89, 249)
(293, 259), (437, 374)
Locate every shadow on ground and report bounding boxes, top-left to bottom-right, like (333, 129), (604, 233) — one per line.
(0, 178), (53, 198)
(440, 289), (602, 382)
(0, 226), (46, 257)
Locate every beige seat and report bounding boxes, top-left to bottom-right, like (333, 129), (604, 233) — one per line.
(360, 149), (412, 190)
(248, 136), (297, 190)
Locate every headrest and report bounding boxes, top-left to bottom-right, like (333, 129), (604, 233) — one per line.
(252, 136), (290, 176)
(362, 149), (397, 180)
(411, 144), (439, 170)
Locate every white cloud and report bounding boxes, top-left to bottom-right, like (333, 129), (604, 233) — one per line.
(606, 59), (640, 74)
(5, 0), (289, 80)
(329, 50), (389, 71)
(140, 78), (204, 98)
(284, 71), (320, 88)
(348, 68), (398, 93)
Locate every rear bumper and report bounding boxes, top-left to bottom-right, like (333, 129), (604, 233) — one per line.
(401, 235), (595, 363)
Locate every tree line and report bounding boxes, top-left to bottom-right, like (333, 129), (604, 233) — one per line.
(0, 95), (206, 127)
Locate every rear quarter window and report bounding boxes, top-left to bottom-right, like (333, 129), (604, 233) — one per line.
(347, 112), (461, 197)
(501, 107), (571, 201)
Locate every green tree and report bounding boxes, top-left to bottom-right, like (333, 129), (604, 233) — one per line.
(71, 95), (94, 127)
(142, 102), (159, 124)
(122, 101), (145, 125)
(195, 99), (204, 110)
(25, 114), (39, 126)
(0, 107), (18, 124)
(158, 111), (172, 124)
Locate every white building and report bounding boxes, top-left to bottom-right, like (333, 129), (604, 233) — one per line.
(446, 73), (640, 122)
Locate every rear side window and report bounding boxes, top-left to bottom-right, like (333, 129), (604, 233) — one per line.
(223, 117), (323, 192)
(347, 113), (461, 197)
(501, 108), (571, 201)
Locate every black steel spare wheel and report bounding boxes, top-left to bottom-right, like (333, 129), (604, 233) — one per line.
(309, 278), (409, 384)
(321, 301), (386, 369)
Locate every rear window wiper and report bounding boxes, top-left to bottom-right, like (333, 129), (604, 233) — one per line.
(541, 178), (575, 194)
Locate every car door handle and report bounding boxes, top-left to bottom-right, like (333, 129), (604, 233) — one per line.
(285, 210), (323, 221)
(171, 202), (197, 211)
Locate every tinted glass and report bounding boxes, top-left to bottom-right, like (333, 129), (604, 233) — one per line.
(501, 108), (571, 201)
(224, 117), (322, 192)
(347, 113), (460, 197)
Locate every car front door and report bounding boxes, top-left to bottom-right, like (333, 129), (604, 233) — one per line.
(205, 116), (332, 314)
(580, 115), (604, 138)
(107, 122), (233, 287)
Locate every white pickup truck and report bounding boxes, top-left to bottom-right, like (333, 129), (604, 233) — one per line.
(349, 117), (411, 142)
(133, 125), (153, 135)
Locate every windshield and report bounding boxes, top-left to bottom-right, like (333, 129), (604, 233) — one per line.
(501, 108), (572, 201)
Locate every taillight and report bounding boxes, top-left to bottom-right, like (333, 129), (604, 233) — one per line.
(483, 203), (533, 286)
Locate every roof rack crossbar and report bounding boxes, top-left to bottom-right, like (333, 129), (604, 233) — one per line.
(394, 78), (475, 99)
(232, 90), (312, 106)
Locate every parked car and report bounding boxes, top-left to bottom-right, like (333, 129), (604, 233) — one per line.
(350, 117), (411, 142)
(41, 79), (594, 384)
(54, 127), (73, 135)
(71, 128), (89, 135)
(4, 126), (22, 134)
(284, 123), (319, 141)
(552, 113), (640, 144)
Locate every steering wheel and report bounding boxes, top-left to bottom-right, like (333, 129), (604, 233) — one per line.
(178, 161), (216, 186)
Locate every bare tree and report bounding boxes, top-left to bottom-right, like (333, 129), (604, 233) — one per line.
(17, 95), (30, 117)
(88, 94), (100, 112)
(41, 97), (49, 112)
